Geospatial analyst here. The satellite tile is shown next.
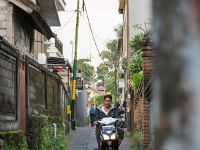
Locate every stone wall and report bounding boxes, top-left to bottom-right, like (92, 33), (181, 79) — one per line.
(26, 56), (67, 117)
(0, 0), (34, 58)
(13, 6), (34, 58)
(0, 36), (19, 131)
(0, 0), (13, 43)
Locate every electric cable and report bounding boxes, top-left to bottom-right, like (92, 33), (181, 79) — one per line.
(83, 17), (107, 48)
(83, 1), (109, 66)
(55, 11), (76, 33)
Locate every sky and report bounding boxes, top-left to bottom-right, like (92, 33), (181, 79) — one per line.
(51, 0), (122, 68)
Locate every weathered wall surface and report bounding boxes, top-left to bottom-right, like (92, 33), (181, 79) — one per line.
(0, 0), (34, 58)
(19, 59), (26, 131)
(133, 35), (154, 149)
(0, 36), (19, 131)
(0, 0), (13, 43)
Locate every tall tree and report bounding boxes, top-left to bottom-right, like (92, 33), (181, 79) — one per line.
(114, 23), (123, 39)
(96, 63), (109, 87)
(96, 63), (109, 81)
(100, 24), (122, 104)
(77, 58), (95, 84)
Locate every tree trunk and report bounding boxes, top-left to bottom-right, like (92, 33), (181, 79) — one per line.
(114, 68), (117, 106)
(153, 0), (200, 150)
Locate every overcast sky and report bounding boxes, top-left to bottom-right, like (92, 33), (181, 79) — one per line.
(51, 0), (122, 68)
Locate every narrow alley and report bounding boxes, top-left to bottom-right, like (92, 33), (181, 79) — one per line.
(67, 126), (133, 150)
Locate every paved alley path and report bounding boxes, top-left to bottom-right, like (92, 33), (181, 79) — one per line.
(67, 126), (133, 150)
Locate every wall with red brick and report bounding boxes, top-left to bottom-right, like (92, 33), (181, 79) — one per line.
(134, 98), (143, 131)
(133, 33), (154, 149)
(143, 99), (150, 148)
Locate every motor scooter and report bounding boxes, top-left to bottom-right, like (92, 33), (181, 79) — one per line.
(98, 117), (119, 150)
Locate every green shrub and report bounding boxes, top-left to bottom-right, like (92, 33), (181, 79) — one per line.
(0, 130), (28, 150)
(28, 115), (70, 150)
(131, 131), (143, 150)
(41, 123), (69, 150)
(76, 122), (81, 127)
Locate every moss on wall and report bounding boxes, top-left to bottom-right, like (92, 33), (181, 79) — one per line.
(0, 130), (28, 150)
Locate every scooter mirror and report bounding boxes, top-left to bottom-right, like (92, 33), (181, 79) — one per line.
(118, 110), (125, 114)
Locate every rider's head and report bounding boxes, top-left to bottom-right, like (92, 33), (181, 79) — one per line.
(103, 94), (112, 108)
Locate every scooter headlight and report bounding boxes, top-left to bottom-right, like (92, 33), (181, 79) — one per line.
(103, 134), (110, 140)
(110, 133), (116, 140)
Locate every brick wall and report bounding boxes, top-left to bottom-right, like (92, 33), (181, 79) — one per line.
(134, 98), (143, 131)
(143, 99), (150, 148)
(141, 34), (154, 149)
(133, 33), (154, 149)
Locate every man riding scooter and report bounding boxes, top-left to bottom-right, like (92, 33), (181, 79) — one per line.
(94, 93), (124, 149)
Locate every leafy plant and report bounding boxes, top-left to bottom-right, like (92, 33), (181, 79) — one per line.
(131, 131), (144, 150)
(76, 122), (81, 127)
(133, 18), (152, 32)
(91, 95), (104, 107)
(0, 131), (28, 150)
(27, 115), (70, 150)
(133, 71), (143, 89)
(77, 58), (95, 84)
(129, 32), (144, 75)
(40, 117), (69, 150)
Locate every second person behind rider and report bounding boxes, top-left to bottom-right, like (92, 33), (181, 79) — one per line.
(89, 104), (96, 126)
(93, 94), (124, 149)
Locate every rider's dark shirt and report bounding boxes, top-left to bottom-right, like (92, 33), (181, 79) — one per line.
(93, 104), (121, 121)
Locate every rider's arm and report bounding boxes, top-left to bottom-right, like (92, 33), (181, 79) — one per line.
(114, 108), (121, 118)
(114, 108), (122, 122)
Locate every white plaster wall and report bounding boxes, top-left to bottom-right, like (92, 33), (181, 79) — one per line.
(129, 0), (152, 39)
(122, 3), (128, 57)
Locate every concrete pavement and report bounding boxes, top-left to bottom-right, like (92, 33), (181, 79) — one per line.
(67, 126), (133, 150)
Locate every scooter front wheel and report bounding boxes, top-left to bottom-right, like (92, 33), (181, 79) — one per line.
(113, 141), (119, 150)
(100, 142), (106, 150)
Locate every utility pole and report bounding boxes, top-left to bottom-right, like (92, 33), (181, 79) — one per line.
(92, 69), (96, 108)
(70, 41), (74, 64)
(104, 74), (108, 95)
(71, 0), (80, 130)
(114, 68), (117, 106)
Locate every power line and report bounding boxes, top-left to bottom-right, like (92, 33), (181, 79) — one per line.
(58, 10), (76, 13)
(83, 17), (107, 48)
(83, 1), (109, 66)
(55, 11), (76, 33)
